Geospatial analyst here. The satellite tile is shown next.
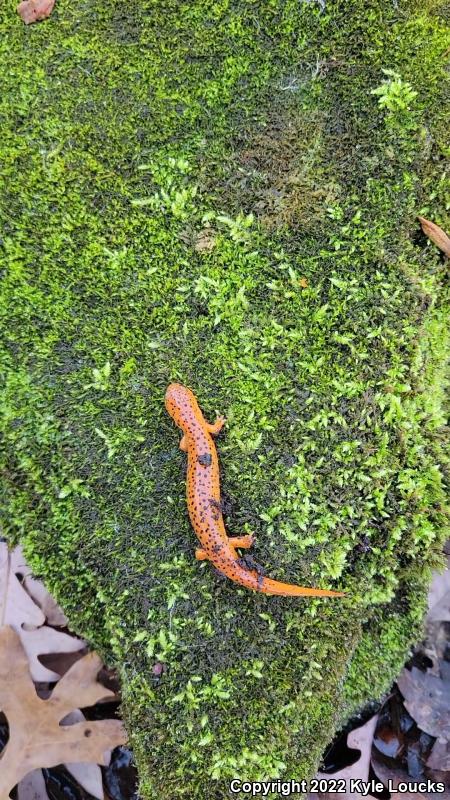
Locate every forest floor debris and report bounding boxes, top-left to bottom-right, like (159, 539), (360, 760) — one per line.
(309, 552), (450, 799)
(0, 544), (136, 800)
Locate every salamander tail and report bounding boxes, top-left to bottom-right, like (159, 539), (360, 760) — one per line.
(219, 558), (345, 597)
(208, 553), (344, 597)
(258, 576), (344, 597)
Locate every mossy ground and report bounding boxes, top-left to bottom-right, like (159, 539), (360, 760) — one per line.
(0, 1), (449, 797)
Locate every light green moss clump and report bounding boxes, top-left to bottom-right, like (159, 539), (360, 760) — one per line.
(0, 1), (449, 797)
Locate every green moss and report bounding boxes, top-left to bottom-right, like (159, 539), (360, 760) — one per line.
(0, 0), (449, 797)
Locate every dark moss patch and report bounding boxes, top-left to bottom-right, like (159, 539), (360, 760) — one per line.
(0, 1), (449, 798)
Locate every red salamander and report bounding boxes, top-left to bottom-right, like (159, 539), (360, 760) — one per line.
(165, 383), (344, 598)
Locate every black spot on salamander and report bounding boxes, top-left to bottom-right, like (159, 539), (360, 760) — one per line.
(212, 543), (222, 554)
(209, 498), (221, 520)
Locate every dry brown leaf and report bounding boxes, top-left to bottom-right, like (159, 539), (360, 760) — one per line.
(38, 648), (88, 679)
(427, 556), (450, 623)
(16, 0), (55, 23)
(397, 666), (450, 741)
(0, 543), (45, 630)
(16, 726), (105, 799)
(0, 625), (127, 796)
(17, 769), (49, 800)
(308, 715), (378, 799)
(17, 746), (105, 799)
(1, 543), (85, 681)
(194, 229), (217, 253)
(426, 738), (450, 771)
(62, 710), (108, 799)
(418, 216), (450, 258)
(16, 624), (85, 683)
(11, 546), (68, 628)
(3, 546), (111, 798)
(372, 753), (450, 800)
(299, 277), (309, 288)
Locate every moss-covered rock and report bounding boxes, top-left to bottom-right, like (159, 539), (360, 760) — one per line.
(0, 0), (449, 797)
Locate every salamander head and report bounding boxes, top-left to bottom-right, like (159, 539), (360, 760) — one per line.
(165, 383), (199, 420)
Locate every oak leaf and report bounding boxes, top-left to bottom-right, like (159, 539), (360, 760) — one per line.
(0, 543), (45, 630)
(308, 715), (378, 799)
(397, 665), (450, 741)
(0, 543), (85, 682)
(57, 710), (109, 799)
(11, 546), (68, 627)
(19, 625), (86, 682)
(17, 742), (105, 800)
(0, 625), (127, 796)
(418, 216), (450, 257)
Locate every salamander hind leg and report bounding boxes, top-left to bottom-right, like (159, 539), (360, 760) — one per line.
(207, 416), (226, 435)
(179, 434), (188, 451)
(195, 548), (209, 560)
(228, 535), (255, 549)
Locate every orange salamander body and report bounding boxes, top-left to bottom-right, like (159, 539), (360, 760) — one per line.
(165, 383), (344, 598)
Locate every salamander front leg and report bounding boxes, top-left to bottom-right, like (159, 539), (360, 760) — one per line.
(195, 548), (209, 560)
(179, 434), (188, 451)
(207, 416), (226, 435)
